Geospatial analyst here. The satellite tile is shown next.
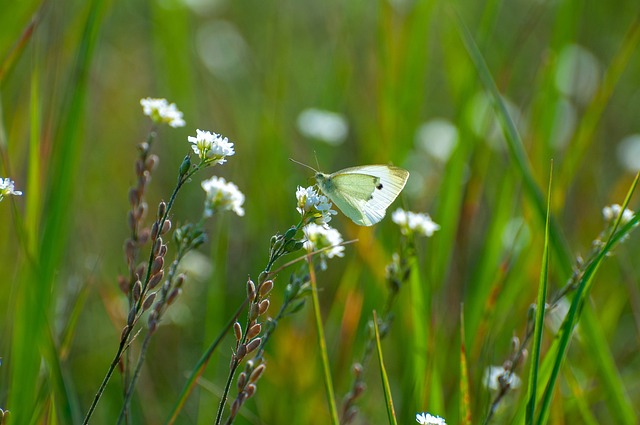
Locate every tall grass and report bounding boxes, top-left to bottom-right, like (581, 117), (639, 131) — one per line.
(2, 1), (640, 424)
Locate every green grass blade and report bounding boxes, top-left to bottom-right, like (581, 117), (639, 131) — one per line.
(308, 258), (339, 425)
(525, 164), (552, 424)
(459, 308), (472, 425)
(536, 173), (640, 425)
(373, 310), (398, 425)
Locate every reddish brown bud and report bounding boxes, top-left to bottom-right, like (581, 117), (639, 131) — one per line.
(148, 270), (164, 289)
(161, 220), (172, 235)
(137, 202), (148, 220)
(143, 292), (157, 311)
(135, 263), (146, 279)
(133, 280), (142, 301)
(247, 278), (256, 301)
(120, 325), (130, 342)
(249, 363), (266, 383)
(244, 384), (256, 398)
(127, 211), (136, 232)
(234, 322), (243, 341)
(151, 256), (164, 275)
(135, 159), (144, 176)
(153, 238), (163, 256)
(118, 275), (129, 294)
(151, 222), (159, 240)
(159, 244), (167, 257)
(237, 372), (247, 391)
(175, 274), (186, 288)
(145, 154), (159, 171)
(230, 399), (241, 417)
(246, 323), (261, 340)
(259, 280), (274, 297)
(138, 228), (150, 245)
(258, 299), (270, 316)
(235, 344), (247, 362)
(167, 287), (181, 305)
(157, 202), (167, 219)
(246, 338), (261, 354)
(249, 304), (259, 321)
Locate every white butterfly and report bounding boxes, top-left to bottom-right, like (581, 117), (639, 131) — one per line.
(293, 160), (410, 226)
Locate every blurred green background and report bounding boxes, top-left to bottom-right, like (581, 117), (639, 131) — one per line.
(2, 0), (640, 423)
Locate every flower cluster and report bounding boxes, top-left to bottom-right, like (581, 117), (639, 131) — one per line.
(392, 208), (440, 237)
(188, 129), (235, 163)
(201, 176), (245, 217)
(416, 412), (447, 425)
(602, 204), (635, 225)
(140, 98), (185, 128)
(0, 178), (22, 202)
(296, 185), (336, 226)
(303, 223), (345, 270)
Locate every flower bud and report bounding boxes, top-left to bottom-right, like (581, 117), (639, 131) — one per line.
(234, 322), (243, 341)
(161, 220), (171, 235)
(157, 201), (167, 219)
(246, 323), (261, 340)
(246, 338), (261, 354)
(237, 372), (247, 391)
(118, 275), (129, 294)
(244, 383), (257, 398)
(235, 344), (247, 363)
(179, 155), (191, 177)
(159, 244), (167, 257)
(151, 256), (164, 275)
(135, 159), (144, 176)
(127, 211), (136, 232)
(148, 270), (164, 289)
(258, 299), (270, 316)
(135, 263), (146, 279)
(284, 226), (298, 240)
(138, 228), (150, 245)
(151, 222), (159, 240)
(133, 280), (142, 301)
(167, 287), (182, 305)
(259, 280), (274, 297)
(246, 278), (256, 301)
(143, 292), (157, 311)
(128, 188), (140, 207)
(127, 307), (136, 326)
(145, 154), (158, 171)
(249, 303), (259, 321)
(249, 363), (266, 383)
(175, 274), (186, 288)
(137, 142), (149, 154)
(230, 399), (241, 418)
(153, 237), (163, 256)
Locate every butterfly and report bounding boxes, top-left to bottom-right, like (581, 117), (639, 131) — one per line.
(292, 160), (410, 226)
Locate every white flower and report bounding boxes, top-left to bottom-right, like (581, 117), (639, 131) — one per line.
(483, 366), (521, 391)
(0, 178), (23, 202)
(602, 204), (635, 225)
(201, 176), (245, 217)
(140, 98), (185, 128)
(392, 208), (440, 237)
(297, 108), (348, 146)
(416, 412), (447, 425)
(303, 223), (345, 270)
(296, 186), (337, 225)
(188, 129), (235, 163)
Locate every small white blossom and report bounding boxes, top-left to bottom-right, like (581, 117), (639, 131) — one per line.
(140, 98), (185, 128)
(201, 176), (245, 217)
(188, 129), (235, 163)
(602, 204), (635, 225)
(296, 185), (337, 225)
(0, 178), (23, 202)
(392, 208), (440, 237)
(483, 366), (521, 391)
(416, 412), (447, 425)
(303, 223), (345, 270)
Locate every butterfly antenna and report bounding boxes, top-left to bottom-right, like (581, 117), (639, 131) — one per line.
(313, 151), (320, 170)
(289, 158), (318, 173)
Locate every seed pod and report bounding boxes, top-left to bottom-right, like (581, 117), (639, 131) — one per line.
(230, 399), (241, 418)
(259, 280), (274, 297)
(153, 238), (163, 256)
(148, 270), (163, 289)
(246, 278), (256, 301)
(143, 292), (157, 311)
(258, 299), (270, 316)
(167, 287), (181, 305)
(151, 222), (159, 240)
(133, 280), (142, 301)
(157, 201), (167, 219)
(246, 338), (261, 354)
(249, 363), (266, 384)
(161, 220), (172, 235)
(244, 384), (256, 398)
(235, 344), (247, 362)
(233, 322), (243, 341)
(159, 244), (167, 257)
(151, 256), (164, 275)
(237, 372), (247, 391)
(246, 323), (261, 340)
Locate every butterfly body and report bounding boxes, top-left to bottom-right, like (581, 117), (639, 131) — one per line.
(314, 165), (409, 226)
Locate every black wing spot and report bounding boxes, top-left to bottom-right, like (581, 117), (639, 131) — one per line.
(376, 183), (383, 190)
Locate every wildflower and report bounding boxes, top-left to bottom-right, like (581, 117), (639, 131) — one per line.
(188, 129), (235, 163)
(602, 204), (635, 225)
(201, 176), (245, 217)
(303, 223), (345, 270)
(392, 208), (440, 237)
(416, 412), (447, 425)
(296, 108), (348, 146)
(296, 186), (336, 226)
(483, 365), (521, 391)
(140, 98), (185, 128)
(0, 178), (23, 202)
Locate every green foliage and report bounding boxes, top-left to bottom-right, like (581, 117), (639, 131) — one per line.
(1, 0), (640, 424)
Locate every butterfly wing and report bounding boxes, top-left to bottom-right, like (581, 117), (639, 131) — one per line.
(318, 165), (409, 226)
